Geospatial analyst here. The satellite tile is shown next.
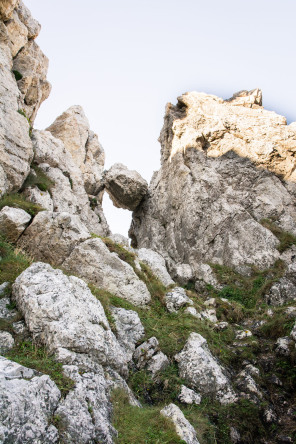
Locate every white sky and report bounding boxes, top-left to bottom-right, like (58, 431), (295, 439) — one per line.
(25, 0), (296, 236)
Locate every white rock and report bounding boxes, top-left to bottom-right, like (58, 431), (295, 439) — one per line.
(275, 337), (293, 356)
(204, 298), (217, 307)
(0, 205), (31, 242)
(195, 264), (222, 291)
(16, 1), (41, 39)
(184, 306), (199, 317)
(110, 307), (145, 361)
(160, 403), (200, 444)
(178, 385), (201, 405)
(175, 332), (236, 404)
(133, 337), (169, 375)
(146, 351), (169, 376)
(285, 306), (296, 317)
(214, 321), (229, 331)
(137, 248), (174, 287)
(199, 309), (218, 323)
(55, 365), (116, 444)
(105, 163), (148, 211)
(22, 185), (53, 211)
(18, 211), (91, 265)
(235, 330), (252, 340)
(109, 233), (130, 247)
(0, 297), (17, 319)
(63, 237), (151, 306)
(12, 262), (128, 376)
(165, 287), (193, 313)
(290, 323), (296, 342)
(266, 263), (296, 306)
(0, 356), (60, 443)
(175, 263), (194, 285)
(5, 10), (28, 57)
(0, 282), (9, 296)
(12, 320), (28, 335)
(0, 331), (14, 353)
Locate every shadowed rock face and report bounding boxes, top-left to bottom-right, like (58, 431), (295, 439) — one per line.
(130, 90), (296, 281)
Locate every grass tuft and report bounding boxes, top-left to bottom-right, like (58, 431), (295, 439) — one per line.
(0, 193), (44, 217)
(21, 164), (55, 193)
(0, 236), (32, 285)
(261, 218), (296, 253)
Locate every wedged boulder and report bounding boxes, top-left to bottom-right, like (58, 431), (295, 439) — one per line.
(0, 205), (31, 242)
(55, 365), (116, 444)
(265, 262), (296, 306)
(105, 163), (148, 211)
(0, 356), (60, 444)
(130, 90), (296, 279)
(18, 211), (91, 265)
(63, 238), (151, 306)
(137, 248), (174, 287)
(175, 332), (236, 404)
(12, 262), (128, 376)
(110, 307), (145, 361)
(32, 129), (109, 235)
(160, 403), (200, 444)
(165, 287), (193, 313)
(46, 106), (105, 195)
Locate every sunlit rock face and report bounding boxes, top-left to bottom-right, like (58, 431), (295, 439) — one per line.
(130, 90), (296, 280)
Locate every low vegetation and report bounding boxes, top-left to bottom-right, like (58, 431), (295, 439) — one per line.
(6, 340), (75, 396)
(21, 163), (55, 193)
(111, 388), (185, 444)
(0, 235), (32, 285)
(0, 192), (43, 216)
(261, 218), (296, 252)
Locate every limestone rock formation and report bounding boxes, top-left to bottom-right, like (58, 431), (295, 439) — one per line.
(46, 106), (105, 196)
(12, 262), (129, 376)
(0, 205), (31, 242)
(130, 90), (296, 281)
(137, 248), (174, 287)
(133, 337), (169, 376)
(0, 356), (61, 443)
(175, 332), (236, 404)
(164, 287), (193, 313)
(105, 163), (148, 211)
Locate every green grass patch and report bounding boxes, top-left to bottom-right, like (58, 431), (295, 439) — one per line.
(0, 193), (43, 217)
(0, 236), (32, 285)
(6, 340), (75, 396)
(111, 388), (185, 444)
(210, 260), (286, 309)
(261, 218), (296, 253)
(259, 313), (295, 339)
(21, 163), (55, 193)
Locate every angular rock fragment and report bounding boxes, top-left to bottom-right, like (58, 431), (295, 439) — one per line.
(63, 238), (151, 306)
(175, 332), (236, 404)
(266, 263), (296, 306)
(178, 385), (201, 405)
(16, 1), (41, 39)
(165, 287), (193, 313)
(137, 247), (174, 286)
(133, 337), (169, 376)
(160, 403), (200, 444)
(105, 163), (148, 211)
(0, 205), (31, 242)
(0, 331), (14, 353)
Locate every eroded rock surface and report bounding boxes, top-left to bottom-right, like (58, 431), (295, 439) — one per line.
(137, 248), (174, 287)
(0, 205), (31, 242)
(130, 90), (296, 281)
(175, 332), (236, 404)
(105, 163), (148, 211)
(160, 403), (200, 444)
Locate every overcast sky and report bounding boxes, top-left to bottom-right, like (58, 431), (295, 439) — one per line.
(25, 0), (296, 236)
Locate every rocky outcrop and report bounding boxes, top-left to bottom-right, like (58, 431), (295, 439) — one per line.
(160, 403), (200, 444)
(0, 356), (60, 443)
(130, 90), (296, 281)
(12, 262), (129, 376)
(175, 332), (236, 404)
(137, 248), (174, 287)
(105, 163), (148, 211)
(0, 205), (30, 241)
(46, 106), (105, 196)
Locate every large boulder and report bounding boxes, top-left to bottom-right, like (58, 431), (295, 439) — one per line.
(130, 90), (296, 280)
(175, 332), (236, 404)
(12, 262), (128, 376)
(18, 211), (91, 266)
(0, 205), (31, 242)
(0, 356), (60, 443)
(62, 238), (151, 306)
(105, 163), (148, 211)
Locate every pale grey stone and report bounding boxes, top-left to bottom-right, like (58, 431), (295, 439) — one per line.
(0, 331), (14, 353)
(16, 1), (41, 39)
(105, 163), (148, 211)
(198, 309), (218, 323)
(175, 263), (194, 285)
(12, 320), (28, 335)
(178, 385), (201, 405)
(111, 306), (145, 361)
(0, 297), (17, 319)
(266, 263), (296, 306)
(204, 298), (217, 307)
(184, 306), (198, 317)
(5, 10), (28, 57)
(236, 368), (263, 401)
(235, 330), (252, 340)
(12, 262), (128, 376)
(146, 351), (169, 376)
(275, 337), (293, 356)
(175, 332), (236, 404)
(133, 337), (159, 369)
(0, 282), (9, 296)
(0, 356), (60, 444)
(230, 427), (241, 443)
(110, 233), (130, 247)
(0, 205), (31, 242)
(18, 211), (91, 265)
(160, 403), (200, 444)
(137, 248), (174, 286)
(63, 238), (151, 306)
(214, 322), (229, 331)
(22, 185), (53, 211)
(165, 287), (193, 313)
(290, 322), (296, 342)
